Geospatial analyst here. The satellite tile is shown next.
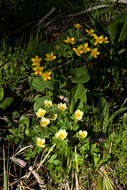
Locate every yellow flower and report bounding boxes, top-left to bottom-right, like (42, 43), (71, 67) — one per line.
(49, 114), (57, 120)
(73, 45), (83, 56)
(32, 66), (44, 75)
(31, 56), (42, 66)
(55, 129), (68, 140)
(74, 24), (82, 29)
(41, 71), (52, 81)
(103, 37), (109, 44)
(56, 45), (60, 50)
(45, 52), (56, 62)
(74, 109), (83, 120)
(90, 48), (100, 58)
(79, 130), (88, 139)
(82, 43), (91, 53)
(85, 29), (95, 36)
(44, 100), (52, 108)
(36, 108), (46, 118)
(58, 103), (67, 111)
(36, 138), (45, 148)
(40, 117), (50, 127)
(93, 35), (104, 45)
(64, 36), (75, 45)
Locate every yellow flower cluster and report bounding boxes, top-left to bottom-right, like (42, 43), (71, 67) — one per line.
(64, 27), (109, 59)
(31, 56), (52, 81)
(73, 43), (90, 56)
(85, 28), (109, 45)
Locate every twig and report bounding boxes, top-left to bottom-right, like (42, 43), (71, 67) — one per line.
(98, 0), (127, 3)
(14, 145), (33, 156)
(10, 156), (46, 190)
(57, 59), (73, 70)
(100, 166), (114, 190)
(33, 6), (56, 30)
(36, 143), (56, 171)
(64, 4), (112, 17)
(39, 7), (56, 25)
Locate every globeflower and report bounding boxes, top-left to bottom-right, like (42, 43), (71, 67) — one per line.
(64, 36), (75, 45)
(31, 56), (42, 66)
(36, 108), (46, 118)
(45, 52), (56, 62)
(41, 71), (52, 81)
(74, 23), (82, 29)
(123, 113), (127, 118)
(36, 138), (45, 148)
(58, 103), (67, 111)
(79, 130), (88, 139)
(32, 66), (44, 75)
(73, 45), (83, 56)
(55, 129), (68, 140)
(40, 117), (50, 127)
(44, 100), (52, 108)
(82, 43), (91, 53)
(74, 109), (83, 120)
(90, 48), (100, 58)
(49, 114), (57, 120)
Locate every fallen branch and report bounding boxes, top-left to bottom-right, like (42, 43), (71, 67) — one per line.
(98, 0), (127, 3)
(64, 4), (112, 17)
(39, 6), (56, 25)
(10, 156), (46, 190)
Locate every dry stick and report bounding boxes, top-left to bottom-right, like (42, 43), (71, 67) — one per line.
(64, 4), (112, 17)
(100, 166), (114, 190)
(98, 0), (127, 3)
(18, 6), (56, 32)
(36, 143), (56, 171)
(14, 145), (33, 156)
(10, 156), (46, 190)
(40, 6), (56, 25)
(33, 6), (56, 30)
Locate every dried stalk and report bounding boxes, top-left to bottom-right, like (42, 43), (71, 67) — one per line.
(65, 4), (111, 18)
(10, 156), (46, 190)
(36, 143), (56, 171)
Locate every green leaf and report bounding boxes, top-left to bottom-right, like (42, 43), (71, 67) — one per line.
(101, 97), (109, 131)
(0, 71), (2, 84)
(97, 177), (103, 190)
(0, 86), (4, 101)
(71, 84), (87, 107)
(93, 153), (100, 166)
(108, 9), (127, 42)
(29, 76), (54, 92)
(40, 40), (53, 53)
(119, 20), (127, 42)
(0, 97), (13, 110)
(33, 96), (51, 112)
(103, 177), (114, 190)
(19, 115), (29, 128)
(70, 67), (90, 83)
